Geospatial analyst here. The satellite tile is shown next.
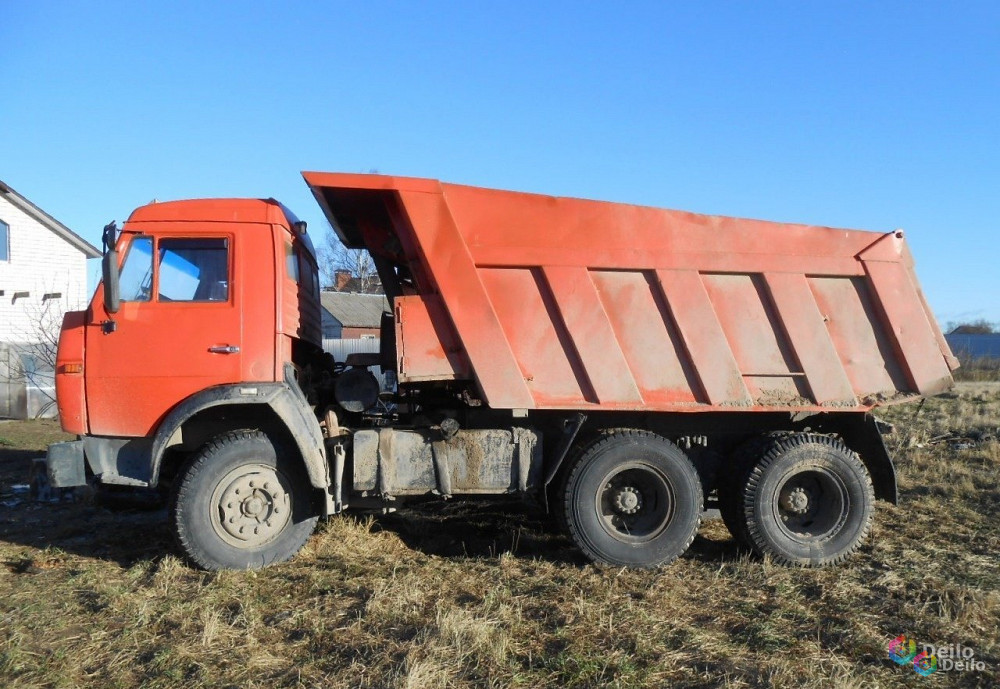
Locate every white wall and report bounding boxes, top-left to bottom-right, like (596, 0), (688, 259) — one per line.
(0, 195), (93, 418)
(0, 195), (92, 346)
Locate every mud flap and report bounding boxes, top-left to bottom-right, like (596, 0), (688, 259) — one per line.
(31, 441), (87, 501)
(838, 414), (898, 504)
(45, 441), (87, 487)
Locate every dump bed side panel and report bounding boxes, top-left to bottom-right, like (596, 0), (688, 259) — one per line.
(304, 173), (955, 411)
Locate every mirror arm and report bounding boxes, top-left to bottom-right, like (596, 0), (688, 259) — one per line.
(102, 221), (118, 254)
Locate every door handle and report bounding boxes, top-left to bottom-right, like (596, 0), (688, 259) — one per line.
(208, 345), (240, 354)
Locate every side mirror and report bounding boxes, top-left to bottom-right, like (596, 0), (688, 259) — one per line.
(102, 250), (120, 314)
(102, 222), (121, 314)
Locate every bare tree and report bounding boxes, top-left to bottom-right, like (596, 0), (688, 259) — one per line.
(15, 299), (63, 375)
(315, 167), (384, 293)
(947, 319), (997, 335)
(318, 227), (382, 293)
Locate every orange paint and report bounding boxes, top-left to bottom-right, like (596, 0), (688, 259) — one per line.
(305, 172), (956, 412)
(56, 198), (321, 437)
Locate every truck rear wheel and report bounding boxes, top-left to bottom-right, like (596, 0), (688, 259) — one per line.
(563, 430), (702, 568)
(169, 430), (318, 570)
(717, 435), (772, 546)
(741, 433), (874, 567)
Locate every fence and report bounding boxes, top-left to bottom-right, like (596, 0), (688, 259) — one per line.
(0, 342), (57, 419)
(322, 337), (394, 391)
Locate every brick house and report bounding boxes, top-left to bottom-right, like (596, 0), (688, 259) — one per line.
(329, 268), (383, 295)
(0, 179), (100, 418)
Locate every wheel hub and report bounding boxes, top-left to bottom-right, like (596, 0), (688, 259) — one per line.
(613, 486), (643, 515)
(242, 495), (265, 517)
(216, 470), (291, 547)
(594, 458), (679, 549)
(780, 486), (810, 515)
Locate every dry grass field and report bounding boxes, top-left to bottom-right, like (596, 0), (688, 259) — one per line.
(1, 384), (997, 688)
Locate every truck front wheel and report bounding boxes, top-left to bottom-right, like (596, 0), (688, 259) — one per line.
(563, 430), (702, 568)
(169, 430), (318, 570)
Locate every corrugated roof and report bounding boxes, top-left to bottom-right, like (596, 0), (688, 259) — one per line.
(320, 292), (389, 328)
(0, 179), (101, 258)
(945, 334), (1000, 360)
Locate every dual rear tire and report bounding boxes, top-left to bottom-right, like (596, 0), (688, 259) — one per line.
(560, 430), (874, 568)
(719, 433), (874, 566)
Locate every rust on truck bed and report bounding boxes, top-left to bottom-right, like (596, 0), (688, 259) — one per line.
(304, 172), (957, 413)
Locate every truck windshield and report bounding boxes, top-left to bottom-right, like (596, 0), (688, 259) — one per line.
(118, 236), (153, 302)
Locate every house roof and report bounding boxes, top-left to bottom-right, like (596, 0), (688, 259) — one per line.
(0, 179), (101, 258)
(320, 291), (389, 328)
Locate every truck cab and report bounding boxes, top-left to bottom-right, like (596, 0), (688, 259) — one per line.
(60, 198), (322, 442)
(44, 198), (343, 568)
(56, 199), (321, 446)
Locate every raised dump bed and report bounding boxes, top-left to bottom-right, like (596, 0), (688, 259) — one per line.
(304, 172), (957, 413)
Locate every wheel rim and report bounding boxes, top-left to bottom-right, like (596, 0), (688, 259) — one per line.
(595, 462), (675, 544)
(210, 464), (293, 549)
(772, 467), (849, 542)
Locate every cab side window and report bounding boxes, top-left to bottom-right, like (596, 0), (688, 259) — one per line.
(298, 249), (320, 298)
(119, 236), (154, 302)
(287, 241), (319, 298)
(286, 241), (299, 283)
(157, 238), (229, 302)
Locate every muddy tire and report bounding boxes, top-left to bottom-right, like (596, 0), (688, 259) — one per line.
(563, 430), (702, 568)
(170, 430), (318, 570)
(742, 434), (874, 567)
(717, 435), (773, 546)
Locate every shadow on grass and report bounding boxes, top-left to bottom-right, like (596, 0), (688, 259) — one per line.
(364, 499), (589, 565)
(2, 446), (747, 570)
(360, 501), (748, 567)
(686, 532), (749, 563)
(0, 446), (172, 569)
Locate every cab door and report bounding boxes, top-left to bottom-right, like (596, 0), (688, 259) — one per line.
(86, 232), (242, 437)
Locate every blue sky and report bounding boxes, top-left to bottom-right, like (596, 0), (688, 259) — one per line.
(3, 2), (998, 327)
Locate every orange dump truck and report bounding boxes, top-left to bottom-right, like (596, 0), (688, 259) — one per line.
(37, 173), (956, 570)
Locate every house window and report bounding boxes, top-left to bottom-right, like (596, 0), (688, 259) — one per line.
(0, 219), (9, 261)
